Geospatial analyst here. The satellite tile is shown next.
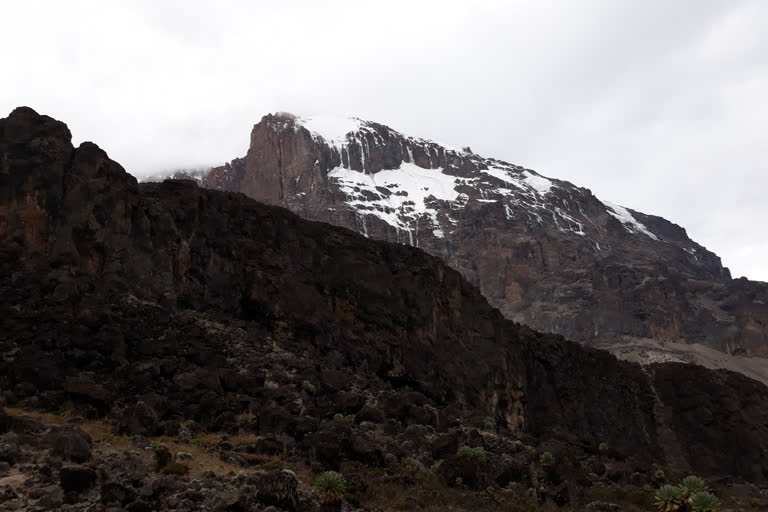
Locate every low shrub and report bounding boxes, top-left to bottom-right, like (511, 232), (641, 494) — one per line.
(679, 475), (708, 494)
(151, 441), (171, 469)
(160, 462), (189, 475)
(457, 446), (485, 458)
(653, 475), (720, 512)
(314, 471), (347, 504)
(655, 484), (684, 510)
(690, 491), (721, 512)
(175, 451), (193, 461)
(402, 457), (419, 471)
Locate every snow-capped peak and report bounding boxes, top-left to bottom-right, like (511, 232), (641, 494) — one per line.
(265, 112), (662, 245)
(294, 115), (366, 147)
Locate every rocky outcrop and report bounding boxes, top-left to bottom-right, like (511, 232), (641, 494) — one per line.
(0, 409), (306, 512)
(2, 107), (768, 494)
(200, 112), (768, 367)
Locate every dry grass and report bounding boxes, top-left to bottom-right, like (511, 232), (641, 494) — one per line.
(0, 472), (28, 490)
(5, 407), (132, 448)
(3, 407), (244, 477)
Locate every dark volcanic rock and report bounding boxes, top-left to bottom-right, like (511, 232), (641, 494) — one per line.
(60, 464), (98, 493)
(652, 363), (768, 482)
(119, 400), (161, 436)
(1, 106), (768, 489)
(101, 481), (138, 505)
(199, 112), (768, 367)
(44, 426), (93, 462)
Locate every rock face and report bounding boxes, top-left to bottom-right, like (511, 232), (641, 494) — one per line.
(200, 112), (768, 367)
(2, 107), (768, 490)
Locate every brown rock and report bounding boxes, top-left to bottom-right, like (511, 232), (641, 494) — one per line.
(60, 464), (98, 493)
(44, 426), (92, 463)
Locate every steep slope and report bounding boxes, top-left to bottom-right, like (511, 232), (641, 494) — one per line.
(2, 106), (768, 499)
(199, 112), (768, 371)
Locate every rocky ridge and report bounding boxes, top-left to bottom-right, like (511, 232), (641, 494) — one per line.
(3, 107), (768, 511)
(195, 112), (768, 377)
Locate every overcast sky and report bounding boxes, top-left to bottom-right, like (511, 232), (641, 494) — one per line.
(2, 0), (766, 281)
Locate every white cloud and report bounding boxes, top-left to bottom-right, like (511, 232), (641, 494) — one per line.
(1, 0), (765, 280)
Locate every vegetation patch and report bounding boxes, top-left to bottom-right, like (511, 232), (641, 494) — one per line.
(457, 446), (486, 458)
(314, 470), (347, 504)
(539, 451), (555, 466)
(654, 476), (720, 512)
(160, 462), (190, 476)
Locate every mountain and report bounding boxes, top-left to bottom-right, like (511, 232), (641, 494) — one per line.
(193, 112), (768, 380)
(4, 107), (768, 510)
(143, 167), (211, 185)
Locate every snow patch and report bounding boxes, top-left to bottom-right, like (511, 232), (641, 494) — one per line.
(480, 166), (527, 190)
(480, 166), (556, 197)
(604, 202), (659, 240)
(329, 162), (459, 231)
(521, 171), (554, 195)
(296, 115), (364, 147)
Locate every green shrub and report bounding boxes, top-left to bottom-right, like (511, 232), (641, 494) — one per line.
(654, 484), (684, 511)
(654, 469), (666, 480)
(598, 442), (609, 453)
(190, 438), (209, 448)
(457, 446), (485, 458)
(690, 491), (720, 512)
(482, 416), (496, 430)
(539, 451), (555, 466)
(314, 471), (347, 504)
(333, 413), (345, 422)
(679, 475), (708, 494)
(175, 451), (193, 461)
(402, 456), (419, 469)
(301, 380), (317, 394)
(160, 462), (189, 475)
(151, 441), (171, 470)
(653, 476), (719, 512)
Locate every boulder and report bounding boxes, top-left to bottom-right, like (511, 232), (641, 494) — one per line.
(101, 481), (138, 506)
(60, 465), (98, 493)
(119, 401), (160, 436)
(44, 426), (92, 462)
(430, 430), (459, 460)
(354, 406), (385, 424)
